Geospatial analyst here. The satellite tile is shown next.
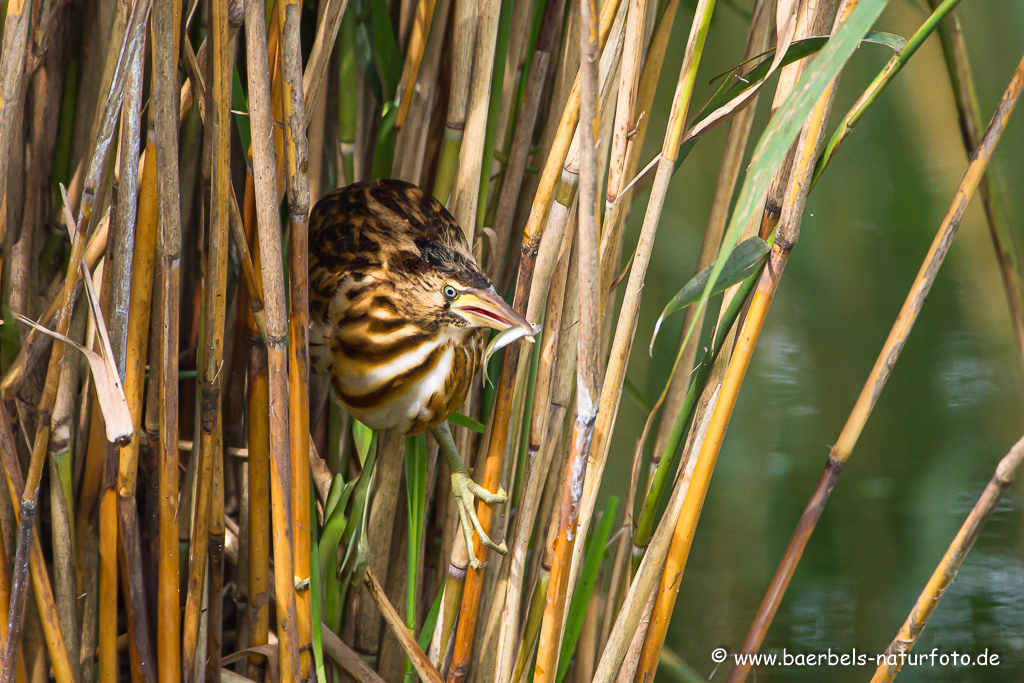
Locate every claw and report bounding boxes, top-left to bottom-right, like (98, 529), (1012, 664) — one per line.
(452, 470), (508, 569)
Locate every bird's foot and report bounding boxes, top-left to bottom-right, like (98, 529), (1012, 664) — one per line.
(451, 469), (507, 570)
(431, 420), (508, 569)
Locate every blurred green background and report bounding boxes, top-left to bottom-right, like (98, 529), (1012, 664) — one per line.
(603, 1), (1024, 680)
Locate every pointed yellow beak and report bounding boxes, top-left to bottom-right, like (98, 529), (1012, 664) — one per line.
(451, 286), (536, 339)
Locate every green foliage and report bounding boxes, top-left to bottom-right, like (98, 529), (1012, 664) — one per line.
(367, 0), (402, 100)
(352, 419), (374, 465)
(417, 575), (447, 652)
(310, 479), (327, 683)
(673, 0), (891, 372)
(231, 66), (252, 153)
(404, 434), (427, 683)
(556, 496), (619, 683)
(450, 410), (486, 434)
(0, 297), (21, 375)
(650, 236), (770, 350)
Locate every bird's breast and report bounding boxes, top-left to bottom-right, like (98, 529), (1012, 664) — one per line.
(327, 320), (484, 434)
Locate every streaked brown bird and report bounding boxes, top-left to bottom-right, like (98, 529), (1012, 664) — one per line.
(309, 179), (535, 568)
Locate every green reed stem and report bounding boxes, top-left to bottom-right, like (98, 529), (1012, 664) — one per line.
(512, 317), (542, 512)
(512, 567), (551, 682)
(404, 435), (426, 683)
(432, 129), (463, 202)
(337, 7), (356, 184)
(631, 260), (764, 564)
(477, 0), (515, 228)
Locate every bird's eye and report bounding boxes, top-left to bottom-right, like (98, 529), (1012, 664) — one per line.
(442, 285), (458, 301)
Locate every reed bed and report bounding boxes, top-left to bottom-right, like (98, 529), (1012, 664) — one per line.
(0, 0), (1020, 682)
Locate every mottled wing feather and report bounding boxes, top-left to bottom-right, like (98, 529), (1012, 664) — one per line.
(309, 179), (477, 325)
(309, 179), (491, 432)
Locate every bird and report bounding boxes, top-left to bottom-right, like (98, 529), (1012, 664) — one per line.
(308, 178), (535, 569)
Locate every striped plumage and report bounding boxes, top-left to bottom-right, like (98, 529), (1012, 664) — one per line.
(309, 179), (526, 435)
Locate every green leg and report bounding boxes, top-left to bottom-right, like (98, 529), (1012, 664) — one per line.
(431, 421), (508, 569)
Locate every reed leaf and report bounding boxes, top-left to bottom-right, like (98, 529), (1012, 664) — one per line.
(649, 236), (769, 350)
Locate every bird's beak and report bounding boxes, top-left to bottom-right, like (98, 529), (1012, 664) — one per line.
(452, 287), (536, 339)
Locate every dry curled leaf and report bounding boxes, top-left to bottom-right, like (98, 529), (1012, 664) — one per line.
(14, 313), (132, 445)
(682, 0), (800, 142)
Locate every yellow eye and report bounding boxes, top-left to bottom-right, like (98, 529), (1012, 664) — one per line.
(443, 285), (458, 301)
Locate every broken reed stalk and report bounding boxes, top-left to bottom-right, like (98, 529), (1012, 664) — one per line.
(0, 0), (155, 669)
(319, 624), (387, 683)
(448, 0), (500, 237)
(0, 209), (109, 404)
(0, 0), (33, 247)
(181, 0), (233, 677)
(728, 48), (1024, 683)
(565, 0), (717, 637)
(433, 0), (477, 202)
(870, 435), (1024, 683)
(276, 0), (314, 672)
(363, 569), (444, 683)
(242, 0), (301, 680)
(927, 0), (1024, 373)
(151, 0), (184, 681)
(531, 0), (602, 676)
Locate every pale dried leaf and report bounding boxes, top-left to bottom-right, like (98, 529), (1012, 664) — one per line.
(14, 313), (132, 444)
(682, 0), (799, 142)
(57, 183), (134, 444)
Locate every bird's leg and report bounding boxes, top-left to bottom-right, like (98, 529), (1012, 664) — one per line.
(431, 421), (508, 569)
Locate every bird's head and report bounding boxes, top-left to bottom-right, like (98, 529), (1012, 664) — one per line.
(309, 179), (536, 341)
(400, 239), (534, 339)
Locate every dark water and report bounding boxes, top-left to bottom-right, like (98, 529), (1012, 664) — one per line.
(603, 2), (1024, 681)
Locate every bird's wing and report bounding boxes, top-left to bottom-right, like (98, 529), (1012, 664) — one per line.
(309, 180), (474, 323)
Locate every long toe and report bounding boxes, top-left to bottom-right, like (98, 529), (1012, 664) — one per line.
(451, 471), (508, 562)
(468, 481), (507, 505)
(465, 503), (506, 555)
(455, 497), (484, 569)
